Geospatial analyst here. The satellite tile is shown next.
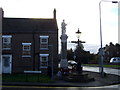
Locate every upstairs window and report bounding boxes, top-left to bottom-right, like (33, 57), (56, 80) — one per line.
(22, 43), (31, 57)
(2, 35), (12, 50)
(40, 36), (49, 50)
(40, 54), (49, 68)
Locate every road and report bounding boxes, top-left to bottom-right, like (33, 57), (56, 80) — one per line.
(1, 85), (120, 90)
(83, 66), (120, 76)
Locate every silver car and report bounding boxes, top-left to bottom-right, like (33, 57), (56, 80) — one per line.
(110, 57), (120, 63)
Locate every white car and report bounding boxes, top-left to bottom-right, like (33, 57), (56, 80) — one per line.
(68, 60), (77, 65)
(110, 57), (120, 63)
(68, 60), (77, 69)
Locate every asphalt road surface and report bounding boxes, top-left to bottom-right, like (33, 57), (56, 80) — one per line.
(1, 85), (120, 90)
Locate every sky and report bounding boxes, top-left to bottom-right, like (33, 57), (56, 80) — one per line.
(0, 0), (119, 54)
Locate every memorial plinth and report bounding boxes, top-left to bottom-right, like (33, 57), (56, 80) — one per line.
(59, 20), (68, 69)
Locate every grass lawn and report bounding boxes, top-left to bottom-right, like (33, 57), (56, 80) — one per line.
(83, 64), (120, 68)
(2, 74), (52, 83)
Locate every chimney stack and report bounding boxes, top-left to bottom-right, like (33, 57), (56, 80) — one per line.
(0, 8), (4, 18)
(53, 8), (56, 19)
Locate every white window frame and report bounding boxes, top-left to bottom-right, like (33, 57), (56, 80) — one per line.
(39, 54), (49, 68)
(22, 43), (31, 57)
(40, 36), (49, 50)
(2, 35), (12, 50)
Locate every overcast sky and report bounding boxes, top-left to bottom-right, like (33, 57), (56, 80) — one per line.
(0, 0), (119, 53)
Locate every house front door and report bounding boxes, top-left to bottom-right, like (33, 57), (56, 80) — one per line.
(2, 55), (12, 74)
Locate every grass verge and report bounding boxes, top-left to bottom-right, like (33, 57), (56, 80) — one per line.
(2, 74), (52, 83)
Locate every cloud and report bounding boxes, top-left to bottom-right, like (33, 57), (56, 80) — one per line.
(1, 0), (118, 53)
(84, 44), (100, 54)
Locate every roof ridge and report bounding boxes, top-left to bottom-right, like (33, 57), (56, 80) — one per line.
(3, 17), (54, 20)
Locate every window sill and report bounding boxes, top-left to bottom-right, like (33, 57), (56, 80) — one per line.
(40, 67), (48, 68)
(22, 55), (31, 58)
(2, 48), (11, 50)
(40, 48), (49, 50)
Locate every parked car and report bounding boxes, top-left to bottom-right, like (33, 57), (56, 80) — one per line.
(68, 60), (77, 65)
(68, 60), (77, 70)
(110, 57), (120, 63)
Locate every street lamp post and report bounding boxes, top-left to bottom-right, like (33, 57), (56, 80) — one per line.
(76, 29), (81, 47)
(76, 29), (82, 74)
(71, 28), (85, 74)
(69, 29), (95, 82)
(99, 0), (118, 77)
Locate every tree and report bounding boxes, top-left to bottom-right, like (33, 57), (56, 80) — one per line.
(104, 42), (120, 63)
(74, 45), (90, 64)
(67, 48), (74, 60)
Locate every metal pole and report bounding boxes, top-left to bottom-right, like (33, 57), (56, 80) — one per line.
(78, 39), (80, 47)
(99, 0), (118, 77)
(51, 45), (53, 80)
(48, 45), (53, 80)
(33, 31), (35, 71)
(99, 1), (104, 77)
(76, 38), (82, 74)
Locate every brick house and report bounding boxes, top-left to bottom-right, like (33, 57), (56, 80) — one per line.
(1, 8), (59, 74)
(104, 43), (120, 62)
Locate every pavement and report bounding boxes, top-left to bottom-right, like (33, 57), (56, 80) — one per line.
(2, 71), (120, 87)
(83, 66), (120, 76)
